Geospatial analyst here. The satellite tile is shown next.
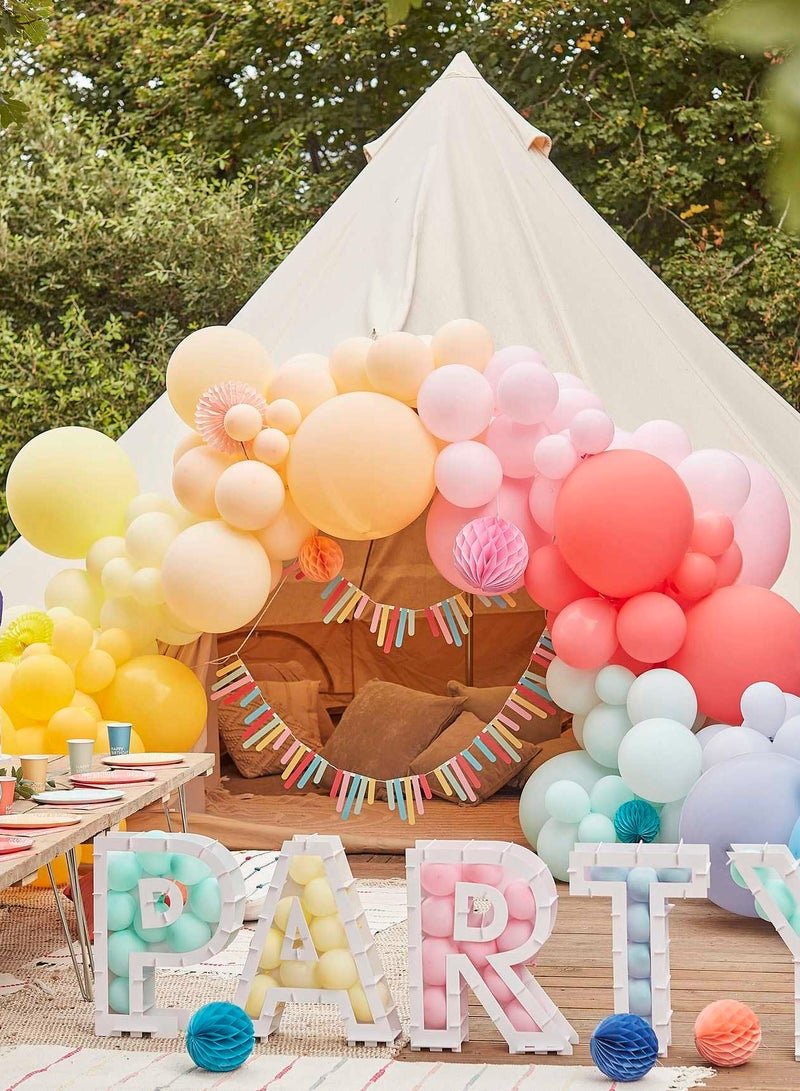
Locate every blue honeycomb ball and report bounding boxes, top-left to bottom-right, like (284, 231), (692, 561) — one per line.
(186, 1002), (255, 1072)
(614, 800), (661, 843)
(590, 1013), (659, 1082)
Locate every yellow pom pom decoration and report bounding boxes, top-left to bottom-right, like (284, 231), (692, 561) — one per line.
(0, 612), (53, 663)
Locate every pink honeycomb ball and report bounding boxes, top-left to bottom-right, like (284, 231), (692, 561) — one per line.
(458, 939), (498, 968)
(423, 985), (448, 1030)
(482, 966), (516, 1005)
(421, 895), (455, 938)
(505, 881), (537, 921)
(506, 998), (540, 1032)
(421, 937), (458, 986)
(420, 862), (462, 897)
(497, 918), (535, 953)
(462, 863), (506, 887)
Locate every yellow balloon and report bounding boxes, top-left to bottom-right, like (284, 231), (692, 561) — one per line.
(258, 928), (284, 972)
(130, 567), (166, 607)
(432, 318), (494, 372)
(166, 326), (275, 428)
(8, 725), (47, 755)
(273, 895), (311, 931)
(0, 706), (15, 753)
(310, 914), (348, 953)
(45, 569), (103, 626)
(94, 628), (133, 666)
(97, 654), (206, 750)
(85, 536), (126, 581)
(10, 654), (76, 721)
(100, 556), (135, 598)
(348, 983), (375, 1024)
(45, 707), (98, 752)
(245, 973), (278, 1018)
(365, 332), (434, 406)
(6, 427), (139, 559)
(125, 511), (181, 568)
(21, 642), (51, 658)
(316, 949), (359, 991)
(302, 877), (337, 918)
(329, 337), (375, 395)
(51, 615), (94, 663)
(74, 649), (117, 694)
(71, 690), (102, 720)
(100, 598), (161, 651)
(278, 960), (318, 989)
(125, 492), (177, 526)
(287, 392), (437, 540)
(93, 721), (145, 755)
(287, 854), (325, 886)
(0, 664), (15, 708)
(269, 354), (337, 419)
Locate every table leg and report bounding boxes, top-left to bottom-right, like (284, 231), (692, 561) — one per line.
(46, 862), (89, 1001)
(162, 796), (174, 832)
(65, 848), (94, 1000)
(178, 784), (189, 833)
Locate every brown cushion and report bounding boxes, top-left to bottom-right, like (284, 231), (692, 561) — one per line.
(218, 678), (324, 779)
(447, 679), (563, 745)
(320, 680), (465, 780)
(410, 711), (541, 805)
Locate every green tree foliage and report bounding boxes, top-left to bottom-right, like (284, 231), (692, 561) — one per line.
(0, 0), (49, 123)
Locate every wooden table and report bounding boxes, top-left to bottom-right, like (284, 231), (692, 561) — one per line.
(0, 753), (215, 1001)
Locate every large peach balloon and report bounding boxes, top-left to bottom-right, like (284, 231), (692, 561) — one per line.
(288, 392), (437, 541)
(255, 496), (313, 561)
(161, 520), (276, 632)
(7, 427), (138, 558)
(215, 462), (285, 531)
(98, 656), (207, 751)
(668, 585), (800, 723)
(554, 450), (694, 598)
(166, 326), (274, 427)
(432, 319), (493, 372)
(269, 354), (337, 419)
(172, 447), (237, 519)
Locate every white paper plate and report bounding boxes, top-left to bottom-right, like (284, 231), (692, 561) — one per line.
(101, 753), (184, 768)
(70, 769), (156, 787)
(31, 788), (124, 806)
(0, 813), (82, 830)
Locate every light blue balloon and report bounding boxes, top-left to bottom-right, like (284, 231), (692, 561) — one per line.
(627, 942), (651, 979)
(577, 813), (617, 843)
(136, 830), (172, 877)
(167, 912), (213, 954)
(520, 751), (611, 846)
(107, 891), (137, 932)
(658, 868), (691, 883)
(789, 815), (800, 858)
(170, 854), (213, 886)
(108, 976), (130, 1015)
(544, 780), (591, 823)
(756, 879), (797, 921)
(132, 906), (168, 944)
(627, 903), (651, 943)
(590, 866), (630, 882)
(536, 818), (580, 883)
(589, 776), (635, 820)
(107, 929), (148, 978)
(107, 852), (141, 893)
(627, 867), (658, 903)
(628, 977), (652, 1017)
(189, 877), (222, 925)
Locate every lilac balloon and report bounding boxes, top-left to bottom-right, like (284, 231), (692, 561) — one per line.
(695, 723), (730, 749)
(733, 455), (791, 589)
(740, 680), (786, 739)
(773, 716), (800, 761)
(679, 752), (800, 916)
(700, 726), (771, 771)
(785, 694), (800, 719)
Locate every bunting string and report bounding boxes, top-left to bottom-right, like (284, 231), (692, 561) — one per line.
(318, 576), (517, 654)
(210, 630), (557, 824)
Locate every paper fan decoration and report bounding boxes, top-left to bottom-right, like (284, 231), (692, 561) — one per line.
(298, 535), (344, 582)
(195, 382), (268, 454)
(0, 611), (53, 663)
(453, 516), (529, 595)
(590, 1013), (659, 1081)
(694, 999), (761, 1067)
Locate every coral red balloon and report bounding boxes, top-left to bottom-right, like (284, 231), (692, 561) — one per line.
(668, 585), (800, 723)
(694, 999), (761, 1067)
(616, 592), (687, 663)
(524, 544), (592, 613)
(714, 542), (743, 588)
(554, 451), (694, 598)
(551, 596), (618, 671)
(297, 535), (344, 582)
(608, 645), (652, 675)
(690, 512), (734, 558)
(670, 552), (718, 600)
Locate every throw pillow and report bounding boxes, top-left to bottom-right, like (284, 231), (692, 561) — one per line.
(447, 679), (563, 745)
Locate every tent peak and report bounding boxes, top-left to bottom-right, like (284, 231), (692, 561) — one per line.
(439, 51), (484, 81)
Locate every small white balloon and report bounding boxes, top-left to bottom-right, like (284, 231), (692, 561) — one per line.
(694, 723), (730, 749)
(701, 725), (772, 770)
(546, 658), (600, 716)
(626, 668), (697, 729)
(740, 681), (786, 740)
(773, 716), (800, 761)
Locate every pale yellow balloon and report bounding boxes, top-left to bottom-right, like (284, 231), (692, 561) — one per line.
(75, 649), (117, 694)
(155, 620), (202, 647)
(166, 326), (274, 428)
(302, 877), (338, 918)
(7, 724), (47, 755)
(86, 536), (127, 581)
(45, 706), (97, 752)
(330, 337), (375, 394)
(51, 616), (94, 663)
(348, 983), (375, 1023)
(252, 428), (290, 467)
(125, 492), (177, 526)
(130, 568), (165, 607)
(21, 642), (51, 658)
(310, 914), (348, 953)
(278, 960), (318, 989)
(172, 431), (204, 466)
(224, 403), (263, 442)
(45, 569), (103, 627)
(161, 520), (275, 634)
(11, 654), (76, 721)
(288, 392), (437, 541)
(94, 628), (133, 666)
(255, 497), (313, 561)
(288, 854), (325, 886)
(0, 663), (15, 709)
(273, 896), (311, 931)
(125, 512), (181, 569)
(215, 462), (285, 532)
(46, 606), (74, 623)
(71, 690), (102, 720)
(172, 447), (236, 519)
(266, 399), (302, 435)
(258, 927), (285, 971)
(269, 355), (337, 419)
(316, 949), (359, 991)
(245, 973), (278, 1018)
(432, 319), (494, 372)
(100, 598), (161, 652)
(366, 332), (434, 406)
(101, 556), (135, 598)
(6, 427), (138, 559)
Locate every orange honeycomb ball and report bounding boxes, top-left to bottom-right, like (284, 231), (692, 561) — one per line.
(297, 535), (344, 583)
(694, 999), (761, 1067)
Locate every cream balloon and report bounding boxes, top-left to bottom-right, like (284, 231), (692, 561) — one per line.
(130, 567), (165, 606)
(224, 403), (263, 442)
(45, 569), (103, 626)
(6, 427), (138, 559)
(86, 536), (126, 581)
(125, 511), (181, 568)
(172, 446), (237, 519)
(252, 428), (290, 466)
(269, 355), (337, 418)
(125, 493), (176, 526)
(166, 326), (274, 427)
(255, 496), (314, 561)
(161, 520), (277, 633)
(329, 337), (374, 394)
(432, 319), (494, 372)
(287, 392), (437, 540)
(214, 462), (285, 531)
(265, 399), (302, 434)
(172, 431), (204, 466)
(365, 332), (433, 405)
(101, 556), (136, 598)
(100, 597), (161, 651)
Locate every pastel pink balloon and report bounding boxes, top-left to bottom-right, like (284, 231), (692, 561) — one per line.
(497, 918), (535, 953)
(632, 420), (692, 467)
(616, 591), (687, 663)
(496, 362), (559, 425)
(608, 428), (635, 450)
(421, 895), (455, 939)
(462, 863), (506, 887)
(484, 346), (545, 396)
(505, 881), (537, 921)
(423, 986), (448, 1030)
(459, 939), (498, 968)
(435, 441), (502, 508)
(506, 997), (541, 1032)
(486, 416), (546, 479)
(421, 937), (458, 986)
(551, 596), (619, 670)
(420, 863), (462, 897)
(677, 449), (751, 516)
(482, 966), (516, 1005)
(546, 387), (602, 432)
(733, 455), (791, 588)
(417, 365), (494, 442)
(533, 434), (579, 480)
(528, 475), (561, 533)
(690, 512), (735, 558)
(570, 409), (614, 456)
(554, 372), (587, 391)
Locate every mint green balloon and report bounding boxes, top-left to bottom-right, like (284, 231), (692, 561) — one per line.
(108, 976), (130, 1014)
(107, 891), (137, 932)
(166, 912), (212, 954)
(107, 852), (142, 892)
(136, 831), (172, 877)
(544, 780), (590, 823)
(132, 906), (168, 944)
(170, 854), (212, 886)
(536, 818), (579, 882)
(107, 929), (148, 977)
(790, 907), (800, 935)
(577, 813), (617, 843)
(582, 704), (631, 769)
(189, 877), (222, 925)
(756, 879), (797, 922)
(590, 776), (635, 819)
(520, 750), (610, 847)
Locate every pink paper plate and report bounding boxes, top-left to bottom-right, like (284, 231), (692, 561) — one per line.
(0, 836), (34, 854)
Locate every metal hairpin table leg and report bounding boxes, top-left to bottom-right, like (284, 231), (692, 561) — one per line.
(46, 862), (89, 1001)
(163, 796), (174, 832)
(177, 784), (189, 833)
(65, 848), (94, 1000)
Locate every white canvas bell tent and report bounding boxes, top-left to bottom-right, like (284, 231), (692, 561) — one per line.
(2, 50), (799, 638)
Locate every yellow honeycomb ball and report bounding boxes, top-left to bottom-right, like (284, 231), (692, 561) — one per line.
(288, 854), (325, 886)
(317, 949), (359, 991)
(302, 877), (337, 918)
(310, 914), (348, 953)
(258, 927), (285, 971)
(348, 983), (375, 1024)
(273, 895), (311, 932)
(245, 972), (278, 1018)
(278, 960), (319, 989)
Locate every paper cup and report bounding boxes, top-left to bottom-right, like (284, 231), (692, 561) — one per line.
(106, 722), (132, 756)
(20, 755), (49, 794)
(68, 738), (95, 775)
(0, 776), (16, 815)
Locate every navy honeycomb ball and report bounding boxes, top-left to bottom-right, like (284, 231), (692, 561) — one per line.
(590, 1013), (659, 1081)
(186, 1001), (255, 1072)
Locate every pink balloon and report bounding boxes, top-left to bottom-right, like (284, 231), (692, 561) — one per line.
(733, 455), (791, 588)
(525, 544), (592, 613)
(506, 997), (541, 1032)
(551, 596), (619, 670)
(421, 895), (456, 939)
(533, 434), (579, 480)
(677, 449), (751, 516)
(434, 441), (503, 508)
(569, 408), (614, 455)
(608, 428), (635, 450)
(554, 372), (587, 391)
(482, 966), (516, 1005)
(484, 346), (545, 397)
(690, 512), (735, 558)
(546, 387), (602, 432)
(459, 939), (498, 968)
(496, 917), (535, 953)
(616, 591), (687, 663)
(423, 986), (448, 1029)
(486, 416), (546, 479)
(528, 475), (561, 533)
(417, 365), (494, 442)
(632, 420), (692, 467)
(496, 362), (559, 425)
(462, 863), (506, 887)
(422, 937), (458, 986)
(505, 881), (537, 921)
(421, 863), (462, 897)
